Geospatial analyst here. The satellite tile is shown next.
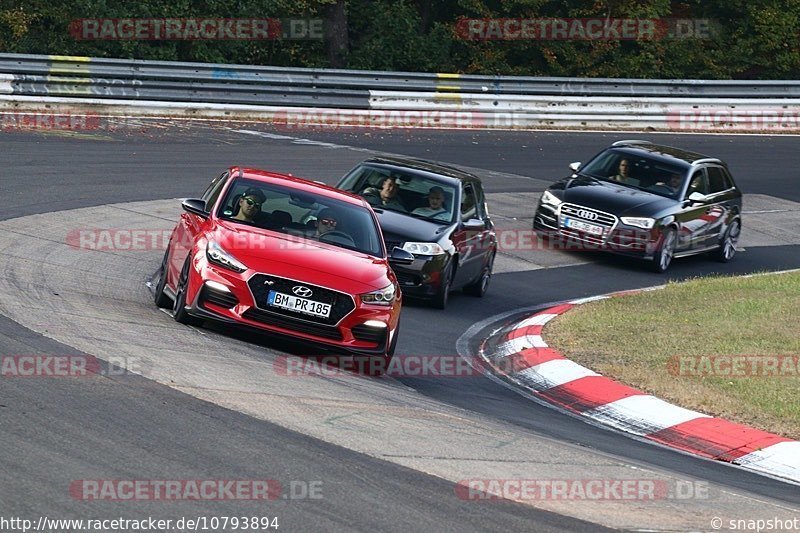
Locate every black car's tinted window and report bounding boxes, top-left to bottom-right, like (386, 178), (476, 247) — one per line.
(707, 167), (732, 194)
(461, 184), (477, 220)
(688, 170), (709, 196)
(474, 183), (488, 219)
(218, 178), (384, 257)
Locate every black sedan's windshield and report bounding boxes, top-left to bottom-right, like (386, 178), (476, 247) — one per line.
(339, 164), (458, 224)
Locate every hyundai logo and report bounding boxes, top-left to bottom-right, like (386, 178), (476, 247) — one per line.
(292, 285), (313, 298)
(577, 209), (599, 221)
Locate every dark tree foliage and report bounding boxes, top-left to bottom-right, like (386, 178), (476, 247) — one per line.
(1, 0), (798, 78)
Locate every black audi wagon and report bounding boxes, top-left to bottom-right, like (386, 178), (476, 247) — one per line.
(533, 141), (743, 272)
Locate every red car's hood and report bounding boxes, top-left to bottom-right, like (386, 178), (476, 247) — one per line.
(212, 222), (391, 294)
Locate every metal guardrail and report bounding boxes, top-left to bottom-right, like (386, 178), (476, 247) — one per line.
(1, 52), (799, 131)
(3, 52), (800, 101)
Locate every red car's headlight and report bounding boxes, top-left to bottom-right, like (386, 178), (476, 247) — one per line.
(206, 240), (248, 273)
(360, 284), (396, 306)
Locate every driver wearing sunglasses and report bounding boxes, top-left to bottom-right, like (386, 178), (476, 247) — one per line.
(314, 208), (341, 238)
(233, 187), (266, 223)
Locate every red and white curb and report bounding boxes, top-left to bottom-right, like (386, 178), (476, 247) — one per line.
(479, 288), (800, 485)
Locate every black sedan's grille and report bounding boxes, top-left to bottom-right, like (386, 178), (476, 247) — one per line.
(395, 271), (421, 286)
(241, 308), (343, 340)
(382, 233), (404, 253)
(247, 273), (355, 326)
(384, 241), (403, 252)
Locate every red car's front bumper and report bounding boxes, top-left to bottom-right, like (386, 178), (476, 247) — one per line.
(182, 258), (400, 356)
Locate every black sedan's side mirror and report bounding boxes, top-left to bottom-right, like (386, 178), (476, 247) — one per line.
(569, 161), (581, 172)
(462, 218), (486, 231)
(182, 198), (209, 218)
(389, 247), (415, 265)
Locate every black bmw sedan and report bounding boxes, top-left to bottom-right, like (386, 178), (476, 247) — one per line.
(337, 157), (497, 309)
(533, 141), (743, 272)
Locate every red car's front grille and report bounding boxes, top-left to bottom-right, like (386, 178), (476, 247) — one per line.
(247, 273), (356, 326)
(242, 308), (344, 341)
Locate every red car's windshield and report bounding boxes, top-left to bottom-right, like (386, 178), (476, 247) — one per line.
(217, 178), (384, 257)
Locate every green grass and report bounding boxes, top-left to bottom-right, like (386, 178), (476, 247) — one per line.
(545, 271), (800, 439)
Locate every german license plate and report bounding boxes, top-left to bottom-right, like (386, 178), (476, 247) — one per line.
(267, 291), (331, 318)
(563, 217), (604, 235)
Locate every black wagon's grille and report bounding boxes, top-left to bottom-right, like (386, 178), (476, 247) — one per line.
(560, 203), (617, 228)
(247, 273), (355, 326)
(557, 203), (619, 246)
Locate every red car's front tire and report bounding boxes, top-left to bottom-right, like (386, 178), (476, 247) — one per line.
(153, 249), (173, 308)
(173, 257), (203, 326)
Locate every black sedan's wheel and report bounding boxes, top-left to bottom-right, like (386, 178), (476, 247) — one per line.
(713, 218), (741, 263)
(173, 257), (203, 326)
(153, 249), (173, 308)
(431, 264), (453, 309)
(463, 252), (495, 297)
(651, 228), (676, 273)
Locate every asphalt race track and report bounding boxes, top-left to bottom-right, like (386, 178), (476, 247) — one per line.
(1, 123), (799, 531)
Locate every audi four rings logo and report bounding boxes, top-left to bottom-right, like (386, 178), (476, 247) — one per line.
(292, 285), (313, 298)
(577, 209), (599, 221)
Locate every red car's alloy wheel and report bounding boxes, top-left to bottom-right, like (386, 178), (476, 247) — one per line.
(173, 257), (202, 326)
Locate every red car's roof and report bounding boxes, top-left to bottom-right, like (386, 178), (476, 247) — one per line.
(233, 167), (365, 206)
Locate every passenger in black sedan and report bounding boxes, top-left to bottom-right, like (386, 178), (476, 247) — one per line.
(412, 186), (450, 221)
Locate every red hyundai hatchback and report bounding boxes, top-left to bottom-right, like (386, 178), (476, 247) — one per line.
(153, 167), (413, 361)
